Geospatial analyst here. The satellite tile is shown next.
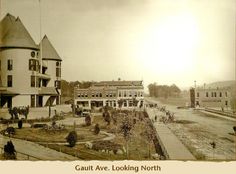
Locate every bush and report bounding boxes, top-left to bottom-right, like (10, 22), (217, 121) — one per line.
(18, 120), (23, 129)
(3, 141), (16, 160)
(103, 111), (111, 125)
(94, 124), (100, 135)
(4, 127), (15, 136)
(66, 131), (77, 147)
(85, 115), (91, 126)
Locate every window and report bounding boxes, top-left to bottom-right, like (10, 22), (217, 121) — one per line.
(211, 92), (214, 97)
(197, 92), (199, 97)
(29, 59), (39, 71)
(100, 93), (102, 97)
(96, 93), (99, 97)
(225, 101), (228, 106)
(7, 59), (13, 70)
(214, 92), (217, 97)
(92, 93), (94, 97)
(110, 94), (112, 97)
(129, 100), (133, 107)
(56, 67), (61, 77)
(225, 92), (228, 97)
(124, 100), (127, 107)
(31, 95), (35, 107)
(56, 61), (61, 66)
(124, 91), (127, 97)
(36, 77), (40, 87)
(140, 92), (143, 97)
(78, 94), (81, 98)
(119, 91), (121, 97)
(219, 92), (222, 97)
(31, 75), (35, 87)
(106, 93), (109, 97)
(7, 75), (12, 87)
(31, 51), (35, 58)
(206, 92), (208, 97)
(55, 80), (61, 89)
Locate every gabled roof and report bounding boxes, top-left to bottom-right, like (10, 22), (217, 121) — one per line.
(0, 13), (38, 50)
(39, 35), (62, 61)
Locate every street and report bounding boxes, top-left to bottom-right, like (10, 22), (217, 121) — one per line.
(145, 97), (236, 160)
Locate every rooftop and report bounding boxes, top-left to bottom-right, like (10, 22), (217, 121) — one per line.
(39, 35), (62, 61)
(0, 13), (38, 50)
(93, 80), (143, 87)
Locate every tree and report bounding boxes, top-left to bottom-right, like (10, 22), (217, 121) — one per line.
(103, 111), (111, 125)
(18, 119), (23, 129)
(120, 116), (132, 159)
(143, 126), (155, 159)
(66, 131), (77, 147)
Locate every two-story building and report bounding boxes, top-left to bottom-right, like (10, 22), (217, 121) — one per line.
(74, 80), (144, 109)
(193, 81), (236, 109)
(0, 13), (62, 108)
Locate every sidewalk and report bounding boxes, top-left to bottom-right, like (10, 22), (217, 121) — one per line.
(146, 108), (196, 160)
(0, 135), (78, 160)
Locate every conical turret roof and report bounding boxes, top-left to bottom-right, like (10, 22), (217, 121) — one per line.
(39, 35), (61, 61)
(0, 13), (38, 50)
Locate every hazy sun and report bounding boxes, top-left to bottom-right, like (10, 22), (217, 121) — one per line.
(137, 13), (199, 77)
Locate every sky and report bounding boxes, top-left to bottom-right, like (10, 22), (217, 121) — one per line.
(1, 0), (235, 90)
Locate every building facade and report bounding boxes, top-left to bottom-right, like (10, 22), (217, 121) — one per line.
(74, 80), (144, 109)
(195, 87), (231, 108)
(192, 81), (236, 109)
(0, 14), (62, 108)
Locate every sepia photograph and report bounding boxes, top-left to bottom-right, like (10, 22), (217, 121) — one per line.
(0, 0), (235, 171)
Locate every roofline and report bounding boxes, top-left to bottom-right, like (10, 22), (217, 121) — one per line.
(42, 58), (62, 61)
(0, 46), (39, 51)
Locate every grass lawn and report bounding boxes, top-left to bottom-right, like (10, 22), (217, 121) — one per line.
(7, 110), (162, 160)
(12, 126), (106, 143)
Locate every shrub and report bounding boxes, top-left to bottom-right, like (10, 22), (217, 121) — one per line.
(94, 124), (100, 135)
(3, 141), (16, 160)
(18, 119), (23, 129)
(85, 115), (91, 126)
(4, 127), (15, 136)
(66, 131), (77, 147)
(103, 111), (111, 125)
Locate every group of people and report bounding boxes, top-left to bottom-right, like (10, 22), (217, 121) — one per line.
(8, 106), (30, 119)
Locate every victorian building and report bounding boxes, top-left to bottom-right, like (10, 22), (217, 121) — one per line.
(0, 13), (62, 108)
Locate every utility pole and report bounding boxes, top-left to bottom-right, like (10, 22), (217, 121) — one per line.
(73, 85), (77, 117)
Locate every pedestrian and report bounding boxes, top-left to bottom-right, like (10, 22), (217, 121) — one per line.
(155, 115), (157, 122)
